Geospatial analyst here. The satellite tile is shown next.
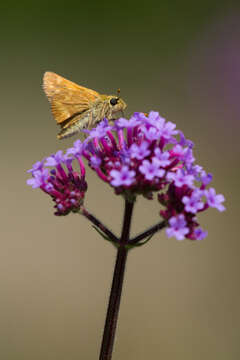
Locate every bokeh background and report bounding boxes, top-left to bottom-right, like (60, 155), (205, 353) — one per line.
(1, 0), (240, 359)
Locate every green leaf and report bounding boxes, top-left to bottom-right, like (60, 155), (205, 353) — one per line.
(92, 226), (119, 248)
(126, 233), (155, 249)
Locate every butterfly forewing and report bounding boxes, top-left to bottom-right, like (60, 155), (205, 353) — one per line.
(43, 72), (100, 124)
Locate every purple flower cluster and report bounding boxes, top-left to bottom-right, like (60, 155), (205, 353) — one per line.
(81, 113), (180, 196)
(27, 111), (225, 239)
(27, 149), (87, 215)
(158, 169), (225, 240)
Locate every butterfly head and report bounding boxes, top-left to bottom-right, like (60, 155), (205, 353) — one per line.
(107, 96), (127, 114)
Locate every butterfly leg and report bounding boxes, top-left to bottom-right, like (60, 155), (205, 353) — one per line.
(108, 118), (116, 126)
(87, 111), (94, 130)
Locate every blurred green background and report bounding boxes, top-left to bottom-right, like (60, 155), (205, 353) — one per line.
(1, 0), (239, 359)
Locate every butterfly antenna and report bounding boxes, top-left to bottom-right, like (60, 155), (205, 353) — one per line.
(116, 88), (125, 117)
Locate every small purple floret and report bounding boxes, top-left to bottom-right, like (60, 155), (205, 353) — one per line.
(142, 126), (161, 141)
(153, 148), (170, 167)
(110, 166), (136, 187)
(205, 188), (226, 212)
(139, 158), (165, 181)
(26, 169), (49, 188)
(200, 171), (213, 186)
(167, 169), (194, 188)
(178, 131), (194, 148)
(66, 139), (84, 156)
(182, 189), (204, 214)
(86, 118), (112, 139)
(159, 120), (178, 140)
(27, 160), (44, 174)
(90, 155), (102, 168)
(194, 228), (208, 240)
(115, 115), (141, 129)
(166, 214), (189, 240)
(129, 141), (150, 160)
(45, 150), (70, 167)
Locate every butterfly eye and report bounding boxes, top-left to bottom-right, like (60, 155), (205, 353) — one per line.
(110, 98), (119, 106)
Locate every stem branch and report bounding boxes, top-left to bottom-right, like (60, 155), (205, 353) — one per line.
(80, 207), (118, 243)
(130, 220), (166, 244)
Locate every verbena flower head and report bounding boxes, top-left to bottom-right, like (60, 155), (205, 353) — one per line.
(27, 148), (87, 215)
(27, 111), (225, 239)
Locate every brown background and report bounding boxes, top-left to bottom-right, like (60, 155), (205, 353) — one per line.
(1, 0), (239, 359)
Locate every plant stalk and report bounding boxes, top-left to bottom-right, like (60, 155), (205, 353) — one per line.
(99, 199), (134, 360)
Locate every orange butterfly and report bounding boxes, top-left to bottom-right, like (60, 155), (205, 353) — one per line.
(43, 72), (127, 139)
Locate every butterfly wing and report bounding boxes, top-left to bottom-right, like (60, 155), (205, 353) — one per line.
(43, 72), (100, 124)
